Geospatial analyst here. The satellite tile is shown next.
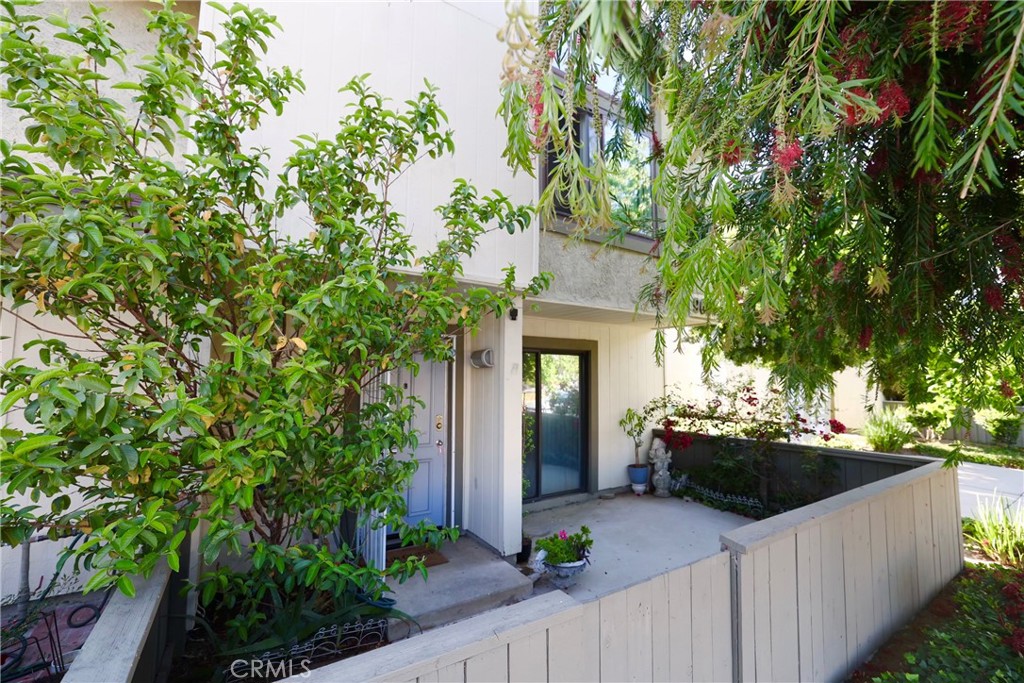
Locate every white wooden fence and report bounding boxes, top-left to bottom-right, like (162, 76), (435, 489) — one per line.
(300, 461), (961, 683)
(721, 460), (962, 682)
(63, 565), (172, 683)
(299, 551), (733, 683)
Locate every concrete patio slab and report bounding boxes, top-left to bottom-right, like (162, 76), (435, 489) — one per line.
(958, 462), (1024, 518)
(523, 492), (752, 602)
(386, 536), (533, 640)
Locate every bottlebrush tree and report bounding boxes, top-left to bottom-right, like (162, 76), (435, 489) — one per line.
(499, 0), (1024, 412)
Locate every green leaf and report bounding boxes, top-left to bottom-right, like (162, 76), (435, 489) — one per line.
(14, 434), (63, 457)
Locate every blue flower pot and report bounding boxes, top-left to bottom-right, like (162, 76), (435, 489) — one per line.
(627, 464), (649, 486)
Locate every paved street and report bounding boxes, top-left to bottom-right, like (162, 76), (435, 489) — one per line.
(958, 462), (1024, 518)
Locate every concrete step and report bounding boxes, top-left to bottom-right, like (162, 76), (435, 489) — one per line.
(385, 537), (535, 641)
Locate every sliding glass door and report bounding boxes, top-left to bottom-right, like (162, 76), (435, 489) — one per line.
(522, 350), (588, 501)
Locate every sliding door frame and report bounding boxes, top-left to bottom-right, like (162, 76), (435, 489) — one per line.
(522, 337), (598, 501)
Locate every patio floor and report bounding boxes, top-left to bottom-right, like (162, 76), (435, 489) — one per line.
(385, 493), (753, 640)
(523, 492), (752, 602)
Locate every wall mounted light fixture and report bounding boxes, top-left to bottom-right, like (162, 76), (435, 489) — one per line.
(509, 307), (519, 321)
(469, 348), (495, 368)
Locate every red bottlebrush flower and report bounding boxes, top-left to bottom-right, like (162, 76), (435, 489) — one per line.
(652, 130), (663, 160)
(832, 261), (846, 282)
(866, 146), (889, 179)
(995, 233), (1016, 250)
(912, 169), (943, 186)
(1006, 628), (1024, 656)
(829, 418), (847, 434)
(971, 1), (993, 50)
(858, 326), (873, 350)
(983, 285), (1005, 311)
(876, 81), (910, 124)
(721, 138), (743, 166)
(835, 28), (871, 81)
(1001, 380), (1016, 399)
(529, 78), (544, 118)
(772, 131), (804, 174)
(1001, 265), (1023, 284)
(939, 1), (973, 48)
(843, 87), (872, 127)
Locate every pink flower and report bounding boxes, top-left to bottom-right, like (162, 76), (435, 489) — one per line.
(559, 530), (568, 540)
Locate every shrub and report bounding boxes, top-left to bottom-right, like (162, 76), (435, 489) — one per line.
(975, 408), (1023, 447)
(964, 501), (1024, 568)
(535, 527), (592, 565)
(862, 408), (917, 453)
(0, 1), (548, 649)
(864, 564), (1024, 681)
(907, 401), (952, 437)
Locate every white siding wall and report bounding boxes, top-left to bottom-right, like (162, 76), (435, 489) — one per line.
(201, 0), (539, 289)
(463, 313), (523, 556)
(523, 316), (666, 490)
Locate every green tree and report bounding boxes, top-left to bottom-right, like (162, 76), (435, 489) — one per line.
(499, 0), (1024, 412)
(1, 0), (547, 642)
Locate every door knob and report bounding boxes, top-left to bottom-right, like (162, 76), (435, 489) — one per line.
(436, 439), (444, 447)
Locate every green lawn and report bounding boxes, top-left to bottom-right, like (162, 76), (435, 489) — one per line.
(814, 433), (1024, 470)
(913, 441), (1024, 470)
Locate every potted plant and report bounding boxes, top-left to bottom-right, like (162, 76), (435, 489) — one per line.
(619, 408), (649, 495)
(535, 526), (593, 588)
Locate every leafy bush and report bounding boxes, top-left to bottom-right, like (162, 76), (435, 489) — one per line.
(535, 526), (592, 565)
(0, 1), (547, 648)
(906, 401), (952, 436)
(862, 409), (917, 453)
(864, 565), (1024, 682)
(964, 501), (1024, 568)
(976, 409), (1023, 447)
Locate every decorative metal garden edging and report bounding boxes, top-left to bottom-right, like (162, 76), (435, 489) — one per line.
(225, 618), (389, 683)
(671, 475), (765, 516)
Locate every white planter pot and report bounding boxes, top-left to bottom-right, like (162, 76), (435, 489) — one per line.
(543, 559), (587, 589)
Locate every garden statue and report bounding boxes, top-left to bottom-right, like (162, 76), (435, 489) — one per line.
(650, 438), (672, 498)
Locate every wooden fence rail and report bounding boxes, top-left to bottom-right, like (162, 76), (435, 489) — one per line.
(299, 552), (733, 683)
(721, 461), (962, 682)
(301, 461), (961, 683)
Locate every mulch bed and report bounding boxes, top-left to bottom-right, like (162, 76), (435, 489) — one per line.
(385, 545), (447, 568)
(848, 578), (960, 682)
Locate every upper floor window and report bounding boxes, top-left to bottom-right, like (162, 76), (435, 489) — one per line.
(543, 68), (658, 243)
